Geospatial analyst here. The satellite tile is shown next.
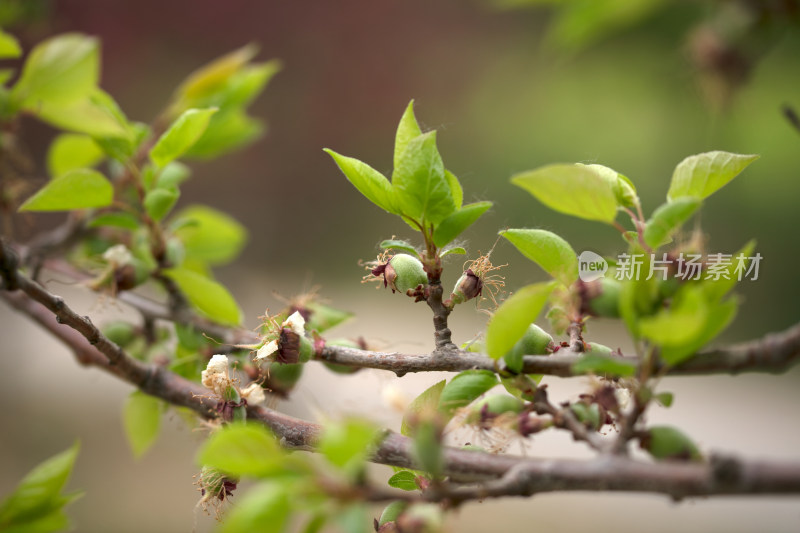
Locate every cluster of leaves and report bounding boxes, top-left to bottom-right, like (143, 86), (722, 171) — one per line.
(0, 25), (767, 533)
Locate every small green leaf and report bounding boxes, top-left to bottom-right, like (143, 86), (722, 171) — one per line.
(144, 188), (179, 222)
(219, 482), (290, 533)
(581, 163), (640, 209)
(150, 107), (218, 167)
(319, 419), (381, 476)
(19, 169), (112, 212)
(571, 354), (636, 377)
(433, 201), (492, 248)
(655, 392), (674, 408)
(0, 442), (80, 528)
(700, 240), (756, 302)
(46, 133), (104, 177)
(0, 29), (22, 59)
(155, 162), (191, 189)
(668, 151), (759, 202)
(511, 163), (619, 223)
(401, 380), (445, 437)
(394, 100), (423, 171)
(486, 282), (555, 360)
(324, 148), (397, 214)
(387, 471), (419, 492)
(659, 296), (738, 366)
(197, 422), (284, 477)
(440, 246), (466, 257)
(163, 268), (242, 326)
(12, 33), (98, 107)
(173, 44), (258, 108)
(640, 287), (708, 347)
(172, 205), (247, 266)
(123, 391), (162, 458)
(500, 228), (578, 286)
(379, 239), (420, 258)
(88, 212), (139, 230)
(305, 302), (353, 333)
(444, 170), (464, 210)
(643, 198), (702, 249)
(392, 131), (454, 225)
(438, 370), (498, 418)
(184, 110), (263, 159)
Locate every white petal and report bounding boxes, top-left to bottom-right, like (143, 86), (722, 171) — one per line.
(282, 311), (305, 336)
(206, 354), (229, 374)
(255, 340), (278, 361)
(102, 244), (132, 266)
(240, 383), (266, 405)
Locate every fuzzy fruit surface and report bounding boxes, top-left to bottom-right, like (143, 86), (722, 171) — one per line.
(387, 254), (427, 293)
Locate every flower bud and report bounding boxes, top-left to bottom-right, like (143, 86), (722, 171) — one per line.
(373, 254), (427, 294)
(450, 268), (483, 304)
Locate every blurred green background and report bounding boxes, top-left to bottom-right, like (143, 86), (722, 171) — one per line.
(1, 0), (799, 531)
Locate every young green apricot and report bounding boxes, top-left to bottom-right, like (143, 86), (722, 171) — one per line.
(465, 394), (524, 424)
(373, 254), (428, 294)
(507, 324), (555, 358)
(581, 278), (622, 318)
(639, 425), (702, 461)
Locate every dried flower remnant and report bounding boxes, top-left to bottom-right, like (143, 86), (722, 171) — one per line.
(363, 252), (427, 295)
(195, 466), (238, 519)
(253, 310), (310, 364)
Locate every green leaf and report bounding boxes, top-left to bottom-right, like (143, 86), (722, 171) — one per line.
(392, 131), (454, 225)
(318, 419), (381, 476)
(12, 33), (98, 107)
(438, 370), (498, 418)
(46, 133), (104, 177)
(0, 29), (22, 59)
(667, 151), (759, 202)
(433, 201), (492, 248)
(163, 268), (242, 326)
(659, 296), (738, 366)
(305, 302), (353, 333)
(198, 422), (285, 477)
(19, 168), (112, 212)
(500, 228), (578, 286)
(655, 392), (674, 408)
(219, 482), (290, 533)
(640, 287), (708, 347)
(486, 282), (555, 360)
(172, 205), (247, 266)
(0, 68), (14, 85)
(380, 239), (420, 258)
(0, 509), (72, 533)
(144, 188), (179, 222)
(700, 240), (756, 302)
(444, 170), (463, 210)
(571, 354), (636, 377)
(401, 380), (445, 437)
(88, 212), (139, 230)
(324, 148), (397, 214)
(155, 162), (191, 189)
(387, 471), (419, 492)
(172, 44), (258, 108)
(123, 391), (162, 458)
(34, 90), (130, 137)
(440, 246), (466, 257)
(0, 442), (80, 528)
(394, 100), (423, 171)
(184, 110), (263, 159)
(511, 163), (619, 223)
(149, 107), (218, 167)
(643, 198), (702, 249)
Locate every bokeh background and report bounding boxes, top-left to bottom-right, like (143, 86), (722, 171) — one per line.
(1, 0), (799, 531)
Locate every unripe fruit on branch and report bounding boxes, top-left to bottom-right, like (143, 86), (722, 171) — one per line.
(465, 394), (524, 426)
(639, 426), (702, 461)
(372, 254), (427, 294)
(508, 324), (555, 358)
(263, 362), (303, 398)
(579, 278), (621, 318)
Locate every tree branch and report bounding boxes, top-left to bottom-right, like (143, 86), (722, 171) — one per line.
(3, 272), (800, 502)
